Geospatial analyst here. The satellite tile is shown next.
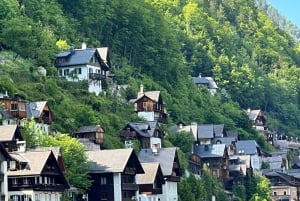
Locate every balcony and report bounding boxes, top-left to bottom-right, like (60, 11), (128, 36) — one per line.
(120, 131), (137, 139)
(89, 73), (106, 80)
(121, 183), (139, 191)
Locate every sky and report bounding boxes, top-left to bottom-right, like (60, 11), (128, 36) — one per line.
(267, 0), (300, 28)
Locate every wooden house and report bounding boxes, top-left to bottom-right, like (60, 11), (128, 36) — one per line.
(132, 85), (167, 124)
(246, 109), (267, 131)
(54, 44), (111, 95)
(74, 125), (105, 150)
(0, 94), (27, 121)
(8, 150), (69, 201)
(0, 125), (24, 152)
(137, 162), (165, 201)
(139, 147), (181, 201)
(86, 148), (144, 201)
(190, 144), (229, 183)
(119, 121), (164, 149)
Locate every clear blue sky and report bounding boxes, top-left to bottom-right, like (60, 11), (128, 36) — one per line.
(267, 0), (300, 28)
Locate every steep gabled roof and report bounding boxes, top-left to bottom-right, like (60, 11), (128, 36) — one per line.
(246, 109), (262, 121)
(0, 124), (21, 142)
(55, 48), (97, 67)
(262, 156), (283, 170)
(26, 101), (47, 119)
(197, 124), (214, 139)
(137, 162), (162, 185)
(8, 150), (51, 176)
(213, 137), (236, 147)
(75, 125), (105, 134)
(126, 121), (161, 138)
(193, 144), (226, 158)
(136, 91), (161, 103)
(86, 148), (144, 174)
(213, 124), (225, 137)
(138, 147), (178, 177)
(236, 140), (259, 155)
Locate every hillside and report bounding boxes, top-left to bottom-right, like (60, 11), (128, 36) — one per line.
(0, 0), (300, 146)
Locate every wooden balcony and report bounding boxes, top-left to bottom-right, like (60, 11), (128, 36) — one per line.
(120, 130), (137, 139)
(121, 183), (139, 191)
(89, 73), (106, 80)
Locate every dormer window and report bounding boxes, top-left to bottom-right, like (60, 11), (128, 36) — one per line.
(9, 160), (16, 170)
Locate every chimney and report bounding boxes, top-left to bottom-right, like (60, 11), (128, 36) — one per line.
(82, 42), (87, 49)
(140, 84), (144, 94)
(198, 73), (202, 78)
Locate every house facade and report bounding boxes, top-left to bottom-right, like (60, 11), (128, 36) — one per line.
(0, 95), (53, 134)
(119, 121), (164, 149)
(7, 150), (69, 201)
(192, 73), (218, 95)
(139, 147), (181, 201)
(54, 44), (111, 95)
(137, 162), (165, 201)
(131, 85), (167, 124)
(86, 148), (144, 201)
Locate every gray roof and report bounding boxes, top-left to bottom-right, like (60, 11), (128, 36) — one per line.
(236, 140), (258, 155)
(193, 144), (226, 158)
(213, 137), (236, 147)
(262, 156), (283, 170)
(0, 110), (13, 118)
(55, 48), (97, 67)
(75, 125), (104, 134)
(138, 147), (177, 176)
(127, 121), (160, 137)
(213, 124), (225, 137)
(26, 101), (47, 119)
(197, 124), (214, 139)
(193, 76), (218, 89)
(86, 148), (143, 174)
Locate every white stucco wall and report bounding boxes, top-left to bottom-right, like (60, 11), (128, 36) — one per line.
(158, 181), (178, 201)
(8, 190), (62, 201)
(113, 173), (122, 201)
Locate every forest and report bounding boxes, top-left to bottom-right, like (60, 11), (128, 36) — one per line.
(1, 0), (300, 200)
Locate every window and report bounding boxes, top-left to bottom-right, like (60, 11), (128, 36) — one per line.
(12, 178), (18, 185)
(64, 69), (70, 75)
(59, 69), (63, 76)
(100, 177), (107, 184)
(77, 68), (82, 74)
(143, 102), (148, 110)
(11, 103), (18, 111)
(23, 177), (29, 185)
(35, 194), (39, 201)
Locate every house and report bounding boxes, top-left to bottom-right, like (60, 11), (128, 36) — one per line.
(139, 147), (181, 201)
(137, 162), (165, 201)
(26, 101), (54, 134)
(0, 94), (54, 134)
(246, 109), (267, 131)
(0, 143), (11, 201)
(131, 85), (167, 124)
(54, 43), (111, 95)
(235, 140), (261, 171)
(7, 149), (69, 201)
(192, 73), (218, 95)
(73, 125), (105, 150)
(194, 124), (226, 146)
(86, 148), (144, 201)
(0, 94), (27, 125)
(119, 121), (165, 149)
(0, 125), (24, 152)
(190, 144), (229, 183)
(263, 169), (300, 201)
